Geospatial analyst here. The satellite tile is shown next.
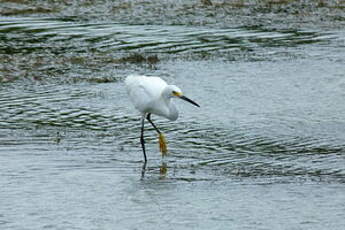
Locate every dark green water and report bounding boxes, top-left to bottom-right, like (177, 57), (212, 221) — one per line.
(1, 13), (345, 230)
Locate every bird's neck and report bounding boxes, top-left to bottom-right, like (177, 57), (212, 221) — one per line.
(168, 102), (178, 121)
(160, 87), (178, 121)
(156, 95), (177, 121)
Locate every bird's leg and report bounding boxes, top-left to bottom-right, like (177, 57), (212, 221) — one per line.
(146, 113), (167, 155)
(146, 113), (161, 134)
(140, 115), (147, 162)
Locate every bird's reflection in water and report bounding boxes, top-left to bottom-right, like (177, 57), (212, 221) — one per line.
(159, 162), (168, 179)
(141, 161), (147, 179)
(141, 161), (168, 179)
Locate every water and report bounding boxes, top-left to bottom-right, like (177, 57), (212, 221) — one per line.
(1, 11), (345, 230)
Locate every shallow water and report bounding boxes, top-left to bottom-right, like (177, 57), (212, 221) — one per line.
(1, 15), (345, 229)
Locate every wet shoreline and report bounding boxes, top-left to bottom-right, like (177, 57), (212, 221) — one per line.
(1, 0), (345, 30)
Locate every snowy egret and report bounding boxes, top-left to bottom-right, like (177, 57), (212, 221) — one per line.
(125, 75), (200, 162)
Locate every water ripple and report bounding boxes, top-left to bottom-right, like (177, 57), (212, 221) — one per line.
(0, 16), (337, 56)
(1, 16), (345, 183)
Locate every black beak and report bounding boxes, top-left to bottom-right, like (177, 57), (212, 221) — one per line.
(179, 95), (200, 107)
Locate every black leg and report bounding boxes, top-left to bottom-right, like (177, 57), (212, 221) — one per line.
(147, 113), (167, 155)
(147, 113), (161, 134)
(140, 115), (147, 162)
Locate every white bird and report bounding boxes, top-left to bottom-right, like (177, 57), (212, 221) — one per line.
(125, 74), (200, 162)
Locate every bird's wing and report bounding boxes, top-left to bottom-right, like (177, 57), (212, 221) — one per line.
(125, 75), (167, 113)
(140, 76), (167, 99)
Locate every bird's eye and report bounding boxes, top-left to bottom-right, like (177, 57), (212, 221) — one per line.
(172, 91), (181, 97)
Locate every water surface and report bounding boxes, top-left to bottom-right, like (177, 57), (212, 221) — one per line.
(1, 15), (345, 230)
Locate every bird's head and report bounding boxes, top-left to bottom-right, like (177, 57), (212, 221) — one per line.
(169, 85), (183, 97)
(166, 85), (200, 107)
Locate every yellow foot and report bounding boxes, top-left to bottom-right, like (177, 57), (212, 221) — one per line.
(158, 133), (168, 156)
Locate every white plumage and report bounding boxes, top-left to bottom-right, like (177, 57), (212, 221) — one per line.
(126, 75), (181, 121)
(125, 74), (199, 162)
